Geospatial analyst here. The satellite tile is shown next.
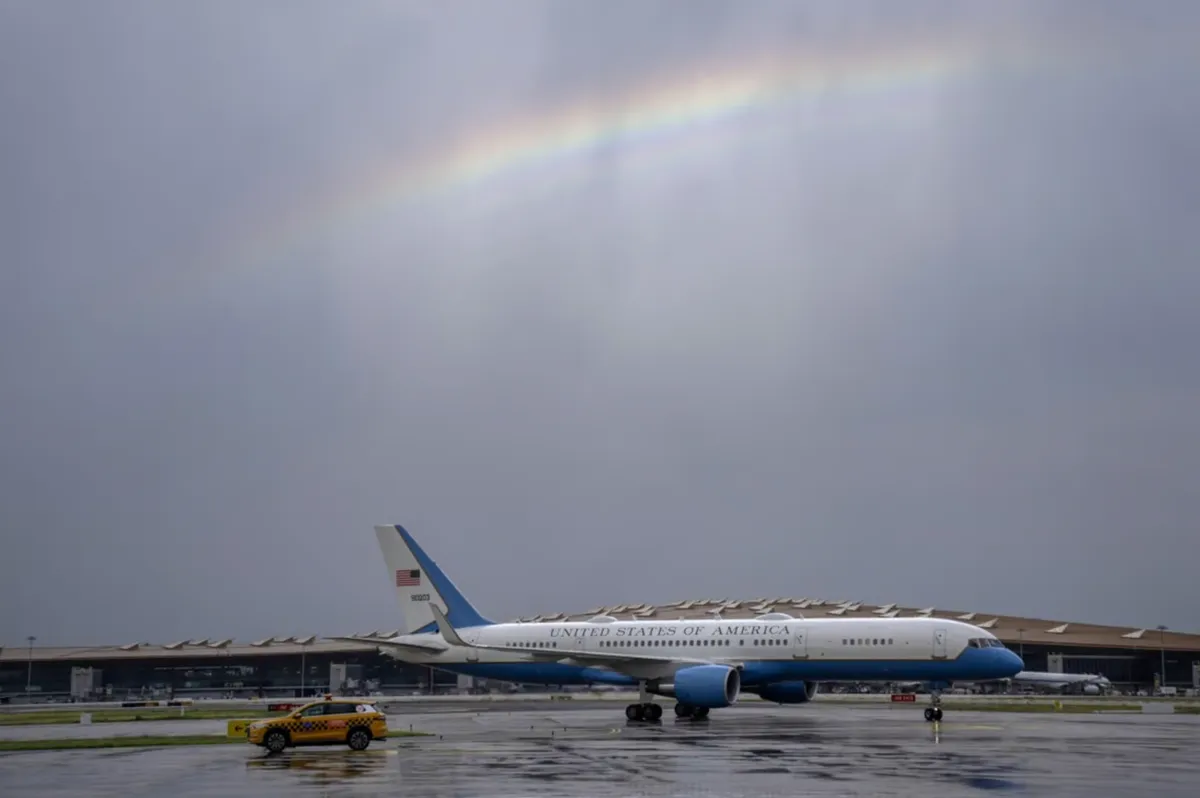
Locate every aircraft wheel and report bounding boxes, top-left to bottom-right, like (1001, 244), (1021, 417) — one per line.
(674, 703), (694, 718)
(644, 703), (663, 721)
(692, 707), (710, 720)
(932, 707), (943, 722)
(625, 703), (644, 721)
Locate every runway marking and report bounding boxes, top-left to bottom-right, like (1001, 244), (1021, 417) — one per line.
(949, 724), (1004, 730)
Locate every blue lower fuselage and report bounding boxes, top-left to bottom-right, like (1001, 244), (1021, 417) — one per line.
(432, 646), (1020, 688)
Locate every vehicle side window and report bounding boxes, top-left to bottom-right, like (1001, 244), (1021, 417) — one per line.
(297, 704), (327, 717)
(327, 703), (358, 715)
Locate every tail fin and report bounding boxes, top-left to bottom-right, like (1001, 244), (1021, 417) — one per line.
(374, 524), (494, 634)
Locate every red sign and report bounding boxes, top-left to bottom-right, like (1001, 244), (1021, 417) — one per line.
(268, 703), (299, 712)
(891, 694), (916, 702)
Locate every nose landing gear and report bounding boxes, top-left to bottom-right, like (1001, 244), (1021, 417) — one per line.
(923, 691), (944, 722)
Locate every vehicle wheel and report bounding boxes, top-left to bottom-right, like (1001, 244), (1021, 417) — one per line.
(264, 730), (288, 753)
(347, 728), (371, 751)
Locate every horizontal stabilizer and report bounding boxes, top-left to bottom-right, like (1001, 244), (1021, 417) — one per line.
(325, 635), (447, 654)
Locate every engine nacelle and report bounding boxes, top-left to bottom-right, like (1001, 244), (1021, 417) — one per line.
(754, 680), (819, 704)
(673, 665), (741, 708)
(1080, 683), (1100, 696)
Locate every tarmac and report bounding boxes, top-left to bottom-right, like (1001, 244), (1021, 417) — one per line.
(1, 702), (1197, 797)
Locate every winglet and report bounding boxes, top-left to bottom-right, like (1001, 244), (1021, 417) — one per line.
(429, 602), (468, 647)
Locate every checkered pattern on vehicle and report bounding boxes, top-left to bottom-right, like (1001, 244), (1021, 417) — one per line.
(267, 718), (375, 735)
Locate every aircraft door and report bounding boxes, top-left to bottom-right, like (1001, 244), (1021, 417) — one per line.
(791, 628), (808, 659)
(932, 628), (948, 659)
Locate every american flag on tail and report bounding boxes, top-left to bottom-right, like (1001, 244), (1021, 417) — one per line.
(395, 569), (421, 587)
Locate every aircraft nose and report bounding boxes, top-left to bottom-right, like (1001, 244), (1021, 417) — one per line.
(1003, 648), (1025, 675)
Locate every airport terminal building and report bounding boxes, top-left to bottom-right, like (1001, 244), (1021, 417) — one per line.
(3, 598), (1199, 702)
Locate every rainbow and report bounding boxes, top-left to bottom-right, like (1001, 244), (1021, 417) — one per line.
(196, 32), (1058, 289)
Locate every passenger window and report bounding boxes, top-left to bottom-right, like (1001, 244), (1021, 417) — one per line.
(297, 704), (326, 717)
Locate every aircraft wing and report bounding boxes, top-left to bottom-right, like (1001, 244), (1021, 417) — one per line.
(427, 603), (726, 677)
(325, 635), (447, 654)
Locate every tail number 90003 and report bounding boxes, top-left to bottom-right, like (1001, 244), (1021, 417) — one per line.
(410, 593), (430, 602)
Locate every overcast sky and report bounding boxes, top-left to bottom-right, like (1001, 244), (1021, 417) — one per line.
(2, 1), (1198, 646)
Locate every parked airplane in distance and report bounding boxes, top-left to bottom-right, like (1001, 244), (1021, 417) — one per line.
(1008, 671), (1113, 695)
(335, 524), (1024, 723)
(898, 669), (1113, 696)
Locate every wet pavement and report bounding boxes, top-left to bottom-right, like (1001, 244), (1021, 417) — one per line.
(1, 704), (1197, 796)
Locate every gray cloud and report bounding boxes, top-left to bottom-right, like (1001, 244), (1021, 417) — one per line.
(1, 1), (1198, 645)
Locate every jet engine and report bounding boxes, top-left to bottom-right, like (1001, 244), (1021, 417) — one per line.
(1080, 683), (1101, 696)
(672, 665), (741, 708)
(753, 680), (819, 704)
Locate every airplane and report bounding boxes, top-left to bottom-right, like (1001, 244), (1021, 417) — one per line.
(333, 524), (1024, 723)
(897, 669), (1113, 696)
(1006, 671), (1113, 695)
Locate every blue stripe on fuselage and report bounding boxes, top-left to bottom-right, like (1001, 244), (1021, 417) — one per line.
(434, 662), (638, 686)
(740, 647), (1022, 685)
(428, 646), (1022, 687)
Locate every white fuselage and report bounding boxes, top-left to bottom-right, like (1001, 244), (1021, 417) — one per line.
(380, 615), (997, 670)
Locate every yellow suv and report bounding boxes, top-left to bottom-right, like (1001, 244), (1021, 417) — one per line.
(247, 697), (388, 753)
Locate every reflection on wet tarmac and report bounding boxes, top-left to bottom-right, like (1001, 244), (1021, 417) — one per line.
(0, 705), (1197, 797)
(246, 749), (395, 788)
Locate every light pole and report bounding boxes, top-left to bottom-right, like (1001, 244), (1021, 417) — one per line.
(1156, 625), (1168, 691)
(299, 641), (308, 698)
(1017, 628), (1025, 661)
(26, 636), (36, 703)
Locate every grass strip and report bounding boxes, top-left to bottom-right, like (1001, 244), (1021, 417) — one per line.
(0, 735), (241, 752)
(906, 702), (1200, 714)
(0, 729), (432, 752)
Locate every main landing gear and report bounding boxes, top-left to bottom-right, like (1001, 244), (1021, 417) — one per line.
(623, 702), (710, 721)
(625, 681), (710, 722)
(923, 691), (944, 723)
(673, 703), (709, 720)
(626, 681), (663, 722)
(625, 702), (663, 721)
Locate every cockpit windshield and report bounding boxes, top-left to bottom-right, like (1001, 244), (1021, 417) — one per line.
(968, 638), (1007, 649)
